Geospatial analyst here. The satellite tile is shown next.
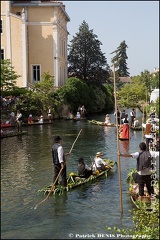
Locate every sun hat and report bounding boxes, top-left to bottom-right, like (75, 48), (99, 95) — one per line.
(54, 136), (62, 142)
(96, 152), (103, 157)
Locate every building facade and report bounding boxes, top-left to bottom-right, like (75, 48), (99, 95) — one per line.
(1, 0), (70, 88)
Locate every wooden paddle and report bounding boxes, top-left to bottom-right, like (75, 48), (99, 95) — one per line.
(34, 128), (83, 209)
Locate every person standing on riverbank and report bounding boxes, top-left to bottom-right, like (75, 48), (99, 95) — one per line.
(52, 136), (69, 187)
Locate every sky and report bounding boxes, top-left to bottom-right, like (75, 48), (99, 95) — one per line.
(64, 1), (159, 77)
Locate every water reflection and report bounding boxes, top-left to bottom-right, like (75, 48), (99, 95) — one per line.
(120, 140), (129, 152)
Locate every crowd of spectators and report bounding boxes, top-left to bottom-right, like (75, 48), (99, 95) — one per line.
(0, 95), (25, 112)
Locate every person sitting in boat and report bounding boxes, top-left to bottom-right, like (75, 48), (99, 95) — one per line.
(67, 111), (74, 119)
(77, 157), (92, 178)
(92, 152), (108, 172)
(105, 114), (111, 124)
(28, 114), (34, 124)
(38, 115), (44, 123)
(76, 112), (81, 119)
(10, 112), (15, 126)
(133, 118), (140, 127)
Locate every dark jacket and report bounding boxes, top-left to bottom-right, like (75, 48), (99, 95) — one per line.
(137, 151), (151, 171)
(52, 143), (65, 165)
(77, 163), (92, 178)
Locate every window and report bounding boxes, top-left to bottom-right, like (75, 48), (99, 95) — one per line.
(1, 49), (4, 60)
(0, 20), (3, 34)
(16, 12), (21, 16)
(32, 65), (40, 82)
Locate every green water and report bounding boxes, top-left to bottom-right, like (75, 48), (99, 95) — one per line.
(2, 111), (154, 239)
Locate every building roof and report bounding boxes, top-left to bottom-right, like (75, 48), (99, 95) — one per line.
(119, 77), (131, 83)
(11, 0), (70, 21)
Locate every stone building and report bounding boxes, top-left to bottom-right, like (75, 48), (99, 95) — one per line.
(1, 0), (70, 88)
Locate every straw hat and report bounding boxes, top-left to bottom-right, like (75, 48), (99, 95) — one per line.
(96, 152), (103, 157)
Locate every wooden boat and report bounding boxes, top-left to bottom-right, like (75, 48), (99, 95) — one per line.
(1, 131), (28, 138)
(119, 137), (129, 141)
(63, 117), (86, 121)
(127, 169), (159, 211)
(88, 120), (116, 127)
(73, 117), (87, 121)
(38, 159), (116, 195)
(1, 121), (52, 128)
(1, 123), (14, 128)
(63, 117), (75, 121)
(22, 121), (52, 126)
(130, 126), (142, 131)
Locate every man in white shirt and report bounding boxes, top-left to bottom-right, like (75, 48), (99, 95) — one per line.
(52, 136), (70, 187)
(15, 110), (22, 132)
(119, 142), (159, 201)
(130, 108), (135, 127)
(93, 152), (108, 171)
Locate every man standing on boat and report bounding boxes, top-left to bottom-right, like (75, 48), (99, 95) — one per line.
(119, 142), (159, 202)
(130, 108), (136, 127)
(15, 110), (23, 132)
(52, 136), (69, 187)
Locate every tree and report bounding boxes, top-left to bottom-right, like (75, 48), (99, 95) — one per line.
(110, 40), (130, 78)
(150, 72), (159, 90)
(15, 72), (57, 117)
(0, 59), (20, 91)
(118, 81), (147, 111)
(139, 70), (152, 93)
(56, 77), (114, 114)
(151, 72), (159, 89)
(68, 20), (111, 85)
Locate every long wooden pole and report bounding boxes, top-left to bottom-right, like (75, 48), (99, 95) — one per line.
(34, 129), (83, 209)
(141, 104), (144, 141)
(113, 64), (123, 216)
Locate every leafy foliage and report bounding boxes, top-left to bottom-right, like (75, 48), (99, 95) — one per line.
(106, 204), (159, 239)
(118, 81), (146, 109)
(117, 69), (159, 111)
(68, 20), (111, 84)
(111, 40), (130, 78)
(0, 59), (20, 91)
(56, 77), (114, 114)
(150, 72), (159, 90)
(1, 86), (29, 97)
(11, 72), (59, 118)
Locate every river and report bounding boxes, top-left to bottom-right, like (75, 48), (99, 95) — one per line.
(1, 110), (155, 239)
